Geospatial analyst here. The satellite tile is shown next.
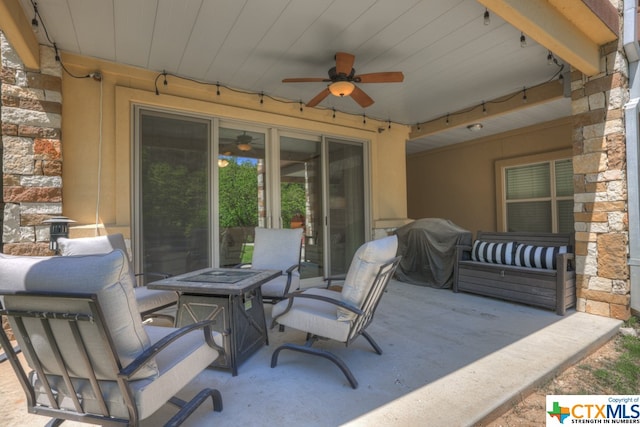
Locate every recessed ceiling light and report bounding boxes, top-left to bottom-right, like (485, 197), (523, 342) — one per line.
(467, 123), (483, 131)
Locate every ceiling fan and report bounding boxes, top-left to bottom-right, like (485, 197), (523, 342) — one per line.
(282, 52), (404, 108)
(220, 131), (260, 152)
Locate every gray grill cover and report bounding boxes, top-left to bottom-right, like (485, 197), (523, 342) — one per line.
(394, 218), (472, 289)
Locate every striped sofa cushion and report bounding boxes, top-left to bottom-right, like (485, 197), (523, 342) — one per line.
(514, 244), (568, 270)
(471, 240), (516, 265)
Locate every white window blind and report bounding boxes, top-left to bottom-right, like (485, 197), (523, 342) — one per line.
(503, 158), (573, 233)
(506, 163), (550, 200)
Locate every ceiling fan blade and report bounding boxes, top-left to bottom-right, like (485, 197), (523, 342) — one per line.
(335, 52), (355, 75)
(350, 85), (375, 108)
(354, 71), (404, 83)
(306, 88), (331, 107)
(282, 77), (328, 83)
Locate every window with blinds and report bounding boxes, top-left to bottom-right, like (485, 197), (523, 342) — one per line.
(504, 158), (573, 233)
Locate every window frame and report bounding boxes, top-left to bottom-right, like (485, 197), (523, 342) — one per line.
(495, 149), (573, 233)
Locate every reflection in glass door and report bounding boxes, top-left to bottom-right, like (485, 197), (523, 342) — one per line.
(327, 139), (365, 275)
(217, 127), (266, 266)
(279, 135), (322, 278)
(137, 109), (210, 278)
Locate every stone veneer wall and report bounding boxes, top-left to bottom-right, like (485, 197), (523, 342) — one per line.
(571, 35), (631, 320)
(1, 32), (62, 256)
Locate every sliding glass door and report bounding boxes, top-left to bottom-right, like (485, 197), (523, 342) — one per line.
(217, 126), (267, 267)
(136, 109), (211, 279)
(327, 139), (366, 275)
(135, 108), (367, 280)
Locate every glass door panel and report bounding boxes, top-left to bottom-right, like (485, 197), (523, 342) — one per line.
(279, 135), (322, 279)
(138, 110), (210, 278)
(327, 139), (365, 275)
(218, 127), (266, 266)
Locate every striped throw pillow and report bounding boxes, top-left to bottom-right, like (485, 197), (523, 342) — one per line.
(471, 240), (516, 265)
(514, 244), (568, 270)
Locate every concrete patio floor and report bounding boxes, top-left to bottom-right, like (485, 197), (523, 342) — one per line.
(0, 279), (622, 426)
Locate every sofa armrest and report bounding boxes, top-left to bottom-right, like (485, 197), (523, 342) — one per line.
(453, 244), (472, 292)
(555, 252), (575, 315)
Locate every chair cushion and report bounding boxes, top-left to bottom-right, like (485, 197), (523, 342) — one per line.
(58, 234), (137, 287)
(251, 227), (302, 273)
(261, 274), (300, 298)
(30, 325), (221, 420)
(272, 288), (351, 342)
(0, 251), (157, 380)
(251, 228), (302, 298)
(58, 234), (177, 315)
(338, 235), (398, 321)
(58, 234), (130, 261)
(134, 286), (178, 314)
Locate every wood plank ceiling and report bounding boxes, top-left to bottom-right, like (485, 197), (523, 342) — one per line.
(19, 0), (580, 153)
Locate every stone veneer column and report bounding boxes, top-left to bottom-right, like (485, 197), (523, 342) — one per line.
(571, 38), (631, 320)
(1, 32), (62, 256)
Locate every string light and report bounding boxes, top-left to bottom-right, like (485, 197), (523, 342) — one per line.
(388, 119), (392, 129)
(547, 51), (554, 65)
(31, 2), (39, 33)
(446, 114), (450, 125)
(259, 92), (264, 104)
(363, 113), (367, 124)
(484, 8), (490, 25)
(216, 82), (220, 95)
(332, 108), (336, 119)
(299, 101), (304, 112)
(482, 102), (487, 115)
(520, 32), (527, 48)
(522, 87), (527, 103)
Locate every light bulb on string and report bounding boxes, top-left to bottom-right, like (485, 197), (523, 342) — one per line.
(484, 9), (490, 25)
(520, 32), (527, 48)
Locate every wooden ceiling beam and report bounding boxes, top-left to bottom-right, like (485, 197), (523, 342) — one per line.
(477, 0), (618, 76)
(0, 0), (40, 70)
(409, 80), (564, 140)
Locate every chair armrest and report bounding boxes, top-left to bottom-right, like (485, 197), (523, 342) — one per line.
(324, 274), (347, 288)
(119, 319), (224, 380)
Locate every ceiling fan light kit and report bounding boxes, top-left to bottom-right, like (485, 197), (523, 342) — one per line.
(282, 52), (404, 108)
(329, 81), (355, 97)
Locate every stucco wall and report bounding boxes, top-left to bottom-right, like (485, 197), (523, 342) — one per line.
(406, 117), (572, 235)
(59, 53), (410, 238)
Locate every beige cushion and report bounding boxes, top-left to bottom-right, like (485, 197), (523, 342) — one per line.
(251, 227), (302, 297)
(0, 251), (157, 380)
(58, 234), (130, 261)
(271, 288), (351, 342)
(338, 235), (398, 321)
(31, 325), (221, 420)
(57, 234), (178, 314)
(58, 234), (136, 286)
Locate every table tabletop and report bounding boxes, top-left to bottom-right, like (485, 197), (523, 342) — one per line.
(147, 267), (281, 295)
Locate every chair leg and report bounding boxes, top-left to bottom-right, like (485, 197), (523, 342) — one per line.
(361, 331), (383, 355)
(271, 340), (359, 389)
(164, 388), (223, 427)
(45, 419), (65, 427)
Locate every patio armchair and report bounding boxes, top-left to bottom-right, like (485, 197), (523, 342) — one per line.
(57, 234), (178, 322)
(243, 227), (303, 303)
(270, 235), (400, 389)
(0, 250), (224, 426)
